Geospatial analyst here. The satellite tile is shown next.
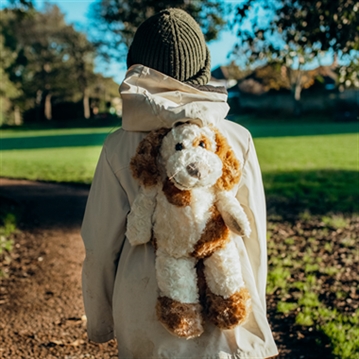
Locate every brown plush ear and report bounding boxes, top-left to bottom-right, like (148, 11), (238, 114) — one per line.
(130, 127), (171, 187)
(213, 128), (241, 191)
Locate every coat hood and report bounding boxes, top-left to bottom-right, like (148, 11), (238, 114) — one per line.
(119, 65), (230, 132)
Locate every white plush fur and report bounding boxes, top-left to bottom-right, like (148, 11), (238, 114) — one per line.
(156, 248), (199, 303)
(126, 187), (157, 246)
(153, 188), (215, 258)
(126, 123), (251, 307)
(160, 125), (222, 190)
(216, 191), (251, 238)
(204, 240), (244, 298)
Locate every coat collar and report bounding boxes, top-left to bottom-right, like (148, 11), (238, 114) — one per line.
(119, 65), (230, 132)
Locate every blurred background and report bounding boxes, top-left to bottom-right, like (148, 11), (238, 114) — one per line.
(0, 0), (358, 126)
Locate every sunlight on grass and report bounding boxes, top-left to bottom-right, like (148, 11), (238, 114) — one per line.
(0, 146), (102, 184)
(267, 217), (359, 359)
(254, 133), (358, 172)
(1, 129), (357, 187)
(0, 211), (17, 278)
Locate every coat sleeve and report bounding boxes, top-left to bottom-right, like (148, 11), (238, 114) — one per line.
(81, 144), (130, 343)
(236, 134), (268, 311)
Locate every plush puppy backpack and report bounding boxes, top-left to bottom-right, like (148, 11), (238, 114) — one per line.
(126, 122), (251, 339)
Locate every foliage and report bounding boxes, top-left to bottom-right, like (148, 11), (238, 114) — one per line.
(7, 0), (33, 10)
(0, 33), (22, 125)
(89, 0), (227, 61)
(233, 0), (359, 113)
(0, 5), (120, 125)
(234, 0), (359, 62)
(238, 62), (319, 93)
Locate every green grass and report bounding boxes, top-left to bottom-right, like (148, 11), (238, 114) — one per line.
(1, 124), (358, 214)
(255, 133), (359, 216)
(0, 146), (103, 184)
(255, 133), (358, 172)
(1, 126), (357, 173)
(0, 125), (114, 184)
(0, 198), (20, 278)
(267, 217), (359, 358)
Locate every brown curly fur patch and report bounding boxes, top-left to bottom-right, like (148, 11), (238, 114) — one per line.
(212, 128), (241, 191)
(162, 178), (191, 207)
(130, 127), (171, 187)
(192, 135), (212, 150)
(156, 296), (204, 338)
(191, 205), (230, 259)
(206, 287), (251, 329)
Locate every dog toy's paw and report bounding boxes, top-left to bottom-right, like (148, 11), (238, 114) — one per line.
(224, 214), (251, 238)
(156, 296), (204, 339)
(241, 217), (252, 238)
(206, 287), (251, 329)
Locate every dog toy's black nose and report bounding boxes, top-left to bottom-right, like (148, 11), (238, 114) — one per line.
(186, 163), (201, 178)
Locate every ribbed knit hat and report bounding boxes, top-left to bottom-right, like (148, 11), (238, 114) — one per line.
(126, 8), (211, 85)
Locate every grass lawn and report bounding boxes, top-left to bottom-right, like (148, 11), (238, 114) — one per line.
(0, 146), (103, 184)
(1, 122), (358, 215)
(256, 133), (359, 216)
(0, 196), (20, 278)
(0, 126), (114, 183)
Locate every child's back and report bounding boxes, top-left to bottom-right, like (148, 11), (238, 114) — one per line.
(81, 9), (278, 359)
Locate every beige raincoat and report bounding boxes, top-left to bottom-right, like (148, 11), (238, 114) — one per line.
(81, 65), (278, 358)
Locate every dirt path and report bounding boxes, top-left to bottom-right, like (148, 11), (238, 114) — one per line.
(0, 178), (338, 359)
(0, 179), (117, 358)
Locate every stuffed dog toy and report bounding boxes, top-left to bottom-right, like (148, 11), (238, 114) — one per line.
(126, 123), (251, 339)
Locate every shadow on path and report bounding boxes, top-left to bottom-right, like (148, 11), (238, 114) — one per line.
(0, 178), (89, 230)
(1, 133), (108, 150)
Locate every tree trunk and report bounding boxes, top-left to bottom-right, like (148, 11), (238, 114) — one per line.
(44, 93), (52, 120)
(36, 90), (43, 122)
(14, 105), (22, 126)
(83, 88), (90, 119)
(293, 71), (303, 117)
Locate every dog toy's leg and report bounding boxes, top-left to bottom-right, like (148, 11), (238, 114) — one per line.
(203, 240), (251, 329)
(126, 186), (157, 246)
(216, 191), (251, 238)
(155, 249), (204, 339)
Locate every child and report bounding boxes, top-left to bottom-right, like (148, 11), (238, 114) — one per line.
(81, 8), (278, 358)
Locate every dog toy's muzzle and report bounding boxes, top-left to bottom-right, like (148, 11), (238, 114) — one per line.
(186, 163), (210, 179)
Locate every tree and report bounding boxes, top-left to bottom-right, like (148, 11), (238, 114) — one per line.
(89, 0), (226, 61)
(0, 33), (23, 125)
(1, 4), (108, 122)
(233, 0), (359, 114)
(6, 0), (34, 13)
(3, 5), (75, 120)
(61, 28), (98, 119)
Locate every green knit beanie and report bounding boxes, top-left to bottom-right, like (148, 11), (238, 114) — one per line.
(126, 8), (211, 85)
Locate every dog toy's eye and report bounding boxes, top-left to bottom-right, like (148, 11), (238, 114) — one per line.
(175, 143), (183, 151)
(199, 141), (206, 148)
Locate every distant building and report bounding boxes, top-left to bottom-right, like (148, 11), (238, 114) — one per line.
(225, 63), (358, 117)
(210, 62), (248, 89)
